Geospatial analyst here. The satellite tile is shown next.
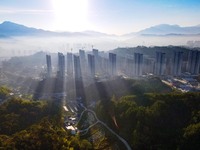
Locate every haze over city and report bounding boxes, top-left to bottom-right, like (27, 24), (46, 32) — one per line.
(0, 0), (200, 149)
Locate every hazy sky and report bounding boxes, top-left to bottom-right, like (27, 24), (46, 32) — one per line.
(0, 0), (200, 35)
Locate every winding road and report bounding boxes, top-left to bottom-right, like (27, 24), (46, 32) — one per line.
(76, 105), (132, 150)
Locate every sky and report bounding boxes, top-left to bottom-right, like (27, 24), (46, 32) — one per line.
(0, 0), (200, 35)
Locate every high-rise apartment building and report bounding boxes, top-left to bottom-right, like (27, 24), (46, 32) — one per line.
(88, 54), (95, 77)
(79, 49), (86, 75)
(58, 52), (65, 78)
(74, 55), (82, 80)
(155, 52), (166, 75)
(46, 54), (52, 78)
(67, 52), (73, 76)
(134, 53), (143, 76)
(172, 51), (183, 76)
(93, 49), (99, 73)
(187, 50), (200, 74)
(109, 53), (117, 76)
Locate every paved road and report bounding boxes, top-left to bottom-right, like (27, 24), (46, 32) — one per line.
(77, 105), (132, 150)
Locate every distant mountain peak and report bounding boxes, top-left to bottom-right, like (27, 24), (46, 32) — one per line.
(1, 21), (25, 27)
(0, 21), (45, 37)
(154, 24), (180, 27)
(2, 21), (14, 24)
(138, 24), (200, 35)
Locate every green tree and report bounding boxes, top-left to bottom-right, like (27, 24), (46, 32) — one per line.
(181, 123), (200, 150)
(80, 139), (92, 150)
(0, 86), (11, 100)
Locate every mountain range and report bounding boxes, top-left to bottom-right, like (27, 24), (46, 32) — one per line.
(138, 24), (200, 35)
(0, 21), (200, 38)
(0, 21), (111, 38)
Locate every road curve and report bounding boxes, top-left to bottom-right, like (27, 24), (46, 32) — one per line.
(77, 106), (132, 150)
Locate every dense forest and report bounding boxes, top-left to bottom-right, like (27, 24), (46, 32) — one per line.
(1, 80), (200, 150)
(0, 86), (92, 150)
(95, 92), (200, 150)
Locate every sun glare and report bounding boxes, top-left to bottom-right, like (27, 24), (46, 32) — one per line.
(52, 0), (89, 31)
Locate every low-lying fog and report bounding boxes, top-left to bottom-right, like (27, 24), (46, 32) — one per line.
(0, 35), (199, 58)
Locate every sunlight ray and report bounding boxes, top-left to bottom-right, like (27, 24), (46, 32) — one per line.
(51, 0), (89, 31)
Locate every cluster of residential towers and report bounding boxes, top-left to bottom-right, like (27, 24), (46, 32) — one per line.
(46, 49), (200, 80)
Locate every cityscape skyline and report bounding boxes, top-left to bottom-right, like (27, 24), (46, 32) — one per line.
(0, 0), (200, 35)
(0, 0), (200, 148)
(45, 48), (200, 81)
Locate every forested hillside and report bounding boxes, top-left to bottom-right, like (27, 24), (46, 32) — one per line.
(0, 87), (92, 150)
(95, 92), (200, 149)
